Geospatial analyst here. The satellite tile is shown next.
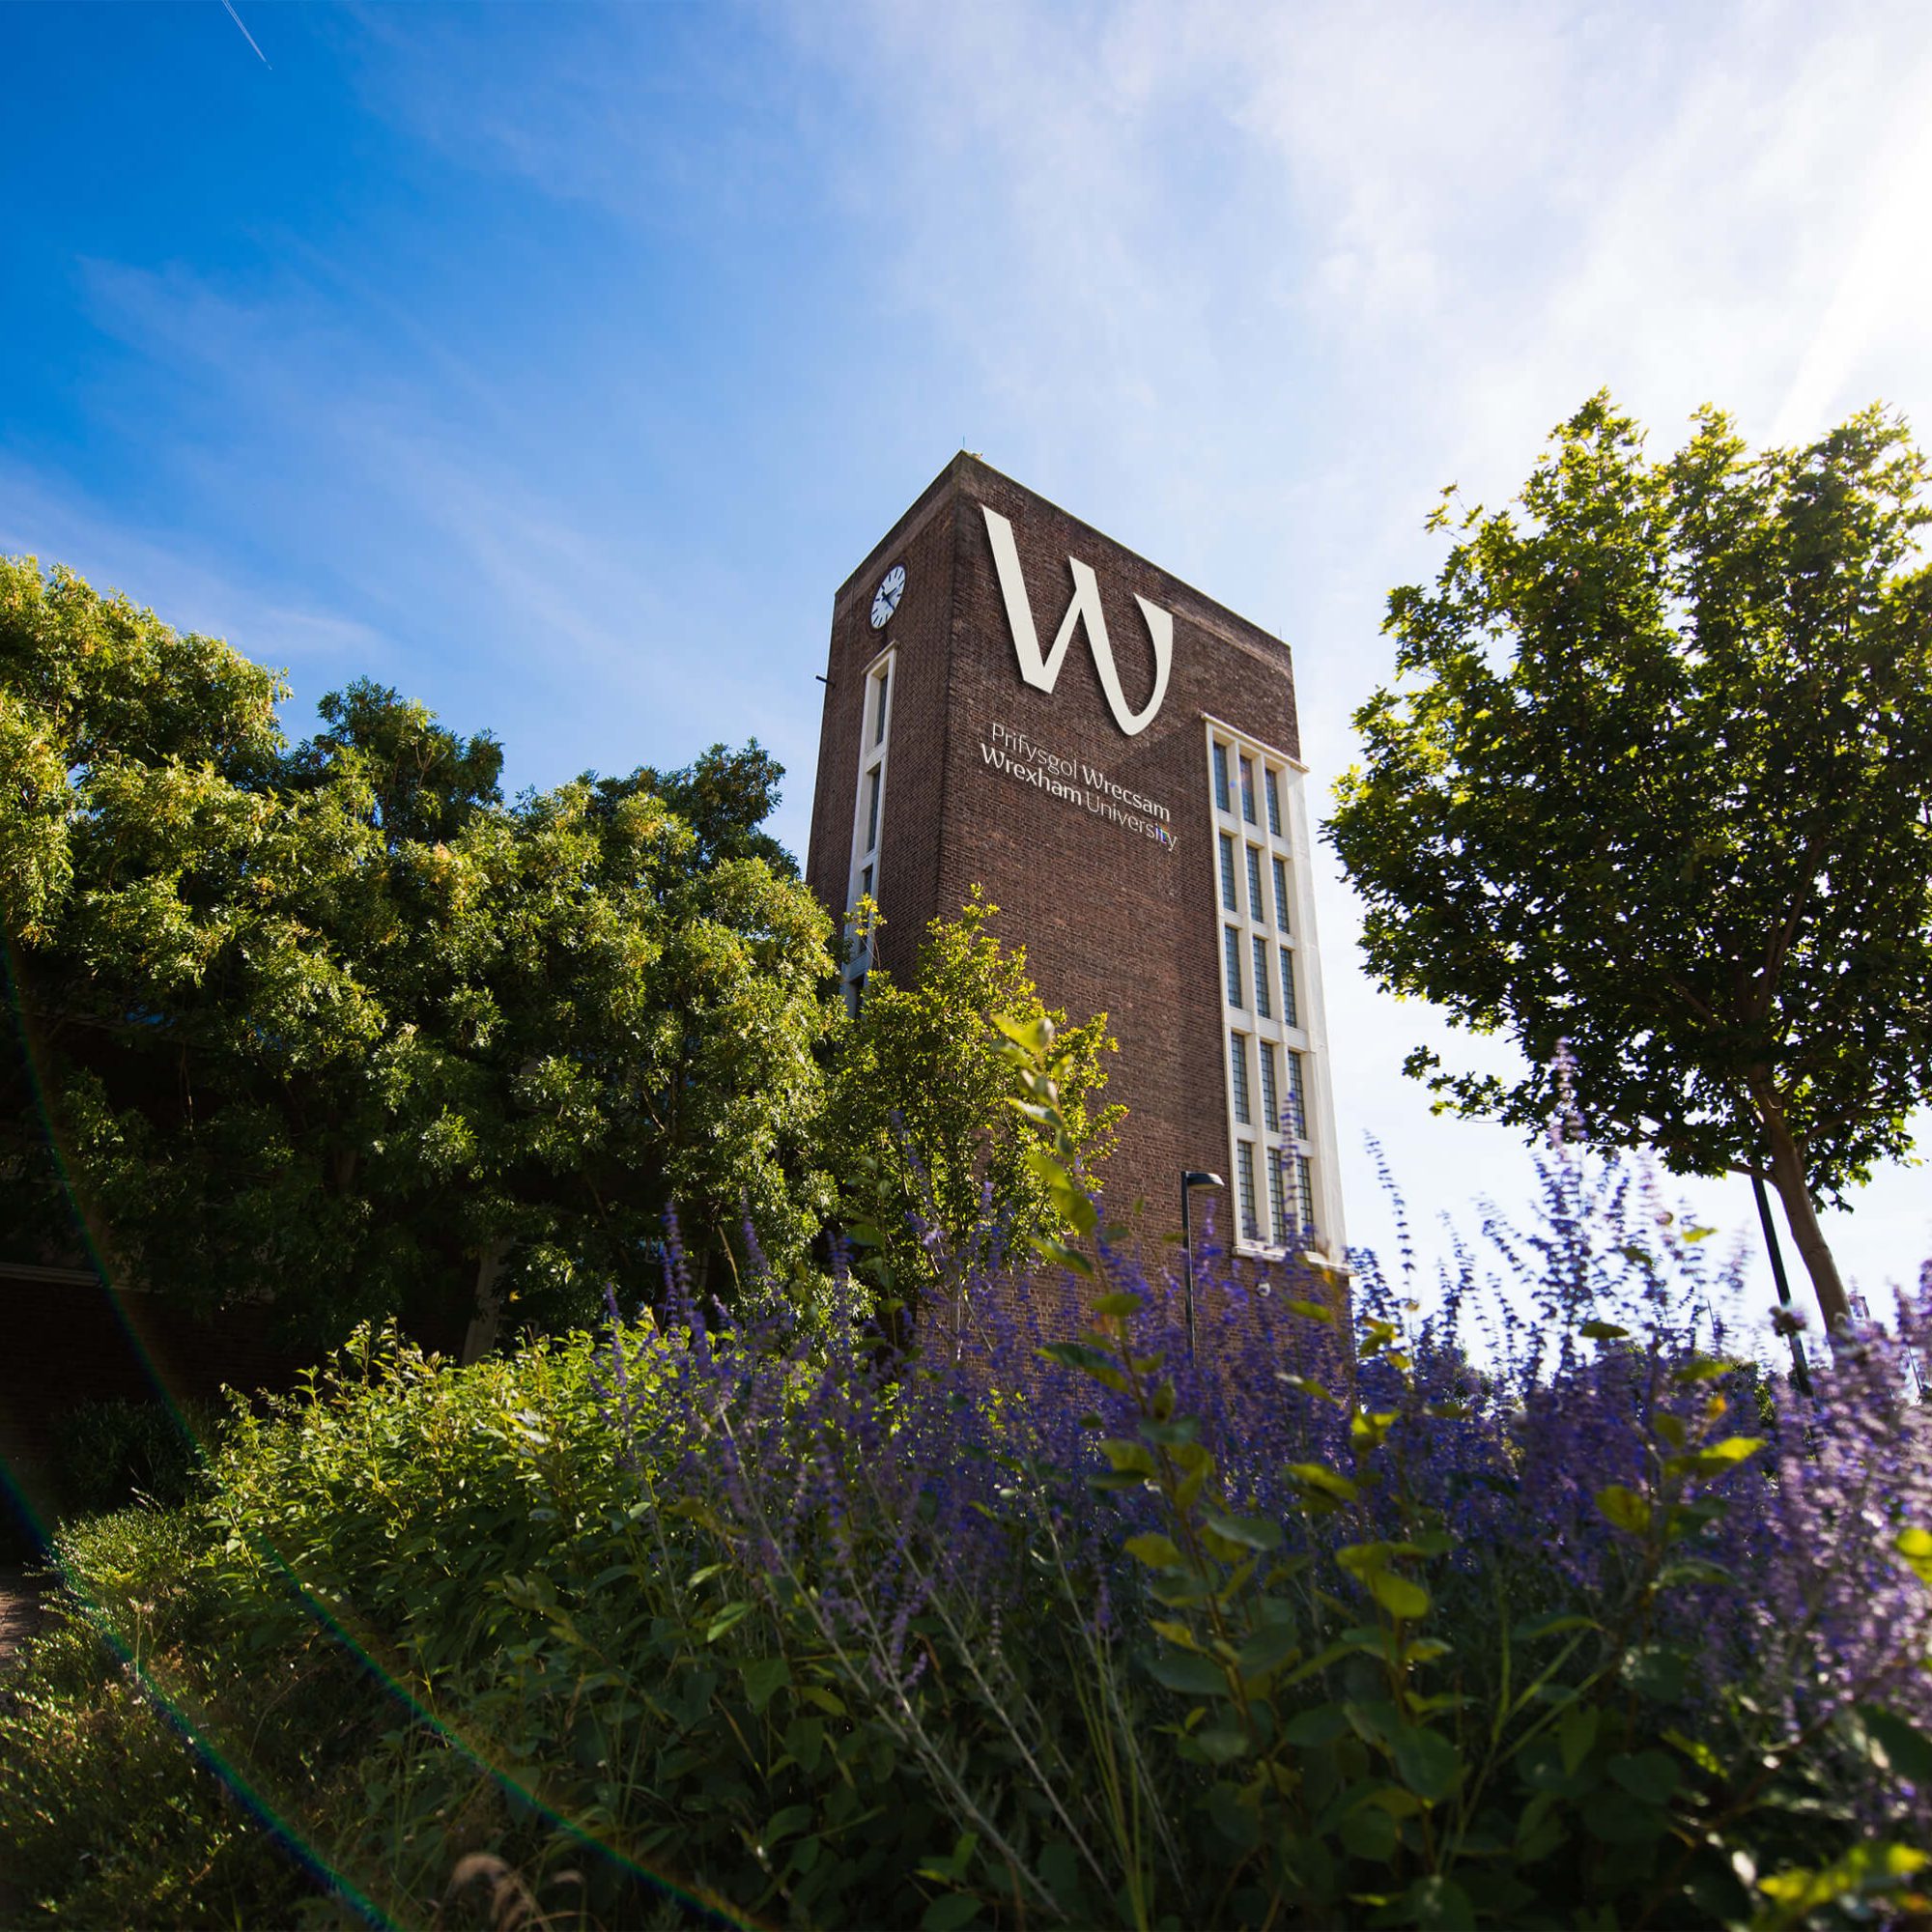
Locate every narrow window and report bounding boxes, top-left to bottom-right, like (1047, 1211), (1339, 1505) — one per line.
(1259, 1041), (1278, 1135)
(1264, 766), (1282, 838)
(1239, 754), (1257, 824)
(1294, 1154), (1315, 1236)
(1253, 935), (1271, 1020)
(1230, 1032), (1251, 1124)
(1212, 741), (1231, 814)
(1268, 1160), (1288, 1245)
(873, 665), (891, 745)
(860, 863), (873, 901)
(1246, 845), (1264, 920)
(1236, 1142), (1259, 1239)
(1280, 948), (1298, 1028)
(1224, 926), (1242, 1007)
(866, 767), (881, 852)
(1272, 855), (1291, 933)
(1285, 1049), (1306, 1140)
(1219, 834), (1237, 912)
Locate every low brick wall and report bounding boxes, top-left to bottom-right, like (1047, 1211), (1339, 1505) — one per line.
(0, 1270), (313, 1541)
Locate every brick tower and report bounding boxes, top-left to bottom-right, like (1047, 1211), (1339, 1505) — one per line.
(805, 455), (1345, 1271)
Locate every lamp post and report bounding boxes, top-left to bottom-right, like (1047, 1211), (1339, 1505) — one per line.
(1180, 1169), (1223, 1358)
(1750, 1168), (1813, 1399)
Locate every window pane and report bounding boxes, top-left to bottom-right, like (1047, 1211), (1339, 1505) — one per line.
(1246, 845), (1264, 920)
(1295, 1154), (1315, 1236)
(1285, 1050), (1306, 1140)
(1237, 1142), (1259, 1239)
(1219, 834), (1237, 912)
(1212, 741), (1231, 813)
(1239, 754), (1257, 823)
(866, 767), (881, 851)
(1252, 935), (1271, 1019)
(1280, 949), (1298, 1028)
(1264, 766), (1282, 838)
(860, 864), (873, 900)
(874, 666), (891, 744)
(1268, 1160), (1287, 1245)
(1224, 926), (1242, 1007)
(1230, 1032), (1250, 1124)
(1259, 1041), (1278, 1134)
(1272, 855), (1292, 932)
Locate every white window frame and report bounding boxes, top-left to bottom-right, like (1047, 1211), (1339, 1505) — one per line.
(1203, 716), (1346, 1266)
(843, 646), (896, 1007)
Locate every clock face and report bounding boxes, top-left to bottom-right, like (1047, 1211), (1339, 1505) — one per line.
(870, 562), (905, 630)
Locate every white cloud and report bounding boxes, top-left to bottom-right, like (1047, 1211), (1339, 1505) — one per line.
(770, 0), (1932, 1303)
(0, 460), (388, 674)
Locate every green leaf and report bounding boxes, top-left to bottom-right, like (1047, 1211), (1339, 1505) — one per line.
(1672, 1356), (1743, 1383)
(1195, 1724), (1251, 1764)
(762, 1804), (814, 1846)
(1402, 1875), (1476, 1930)
(1662, 1727), (1720, 1775)
(1894, 1525), (1932, 1586)
(1202, 1508), (1283, 1551)
(1389, 1724), (1462, 1803)
(1595, 1483), (1651, 1534)
(1512, 1611), (1597, 1641)
(1606, 1748), (1680, 1804)
(1285, 1462), (1358, 1503)
(1236, 1623), (1301, 1679)
(1089, 1291), (1143, 1318)
(993, 1010), (1054, 1054)
(1282, 1702), (1352, 1747)
(1579, 1320), (1630, 1340)
(1037, 1340), (1122, 1388)
(921, 1891), (982, 1932)
(1622, 1644), (1690, 1703)
(1147, 1650), (1228, 1696)
(704, 1601), (754, 1643)
(1559, 1703), (1598, 1776)
(1758, 1842), (1929, 1913)
(1585, 1791), (1668, 1846)
(1859, 1706), (1932, 1782)
(1340, 1803), (1399, 1861)
(1366, 1570), (1431, 1620)
(1124, 1532), (1183, 1571)
(1029, 1236), (1094, 1276)
(1683, 1434), (1763, 1475)
(740, 1655), (789, 1713)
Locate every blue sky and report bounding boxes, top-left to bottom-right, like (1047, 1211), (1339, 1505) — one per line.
(7, 0), (1932, 1327)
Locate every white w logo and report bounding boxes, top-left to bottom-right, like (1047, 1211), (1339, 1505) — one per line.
(981, 505), (1173, 738)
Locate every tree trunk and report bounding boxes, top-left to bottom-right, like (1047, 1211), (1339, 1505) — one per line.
(459, 1238), (512, 1365)
(1749, 1080), (1852, 1336)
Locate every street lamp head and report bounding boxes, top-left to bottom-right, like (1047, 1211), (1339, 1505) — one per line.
(1182, 1170), (1223, 1191)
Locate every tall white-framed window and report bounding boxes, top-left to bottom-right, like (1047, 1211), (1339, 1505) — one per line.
(1204, 717), (1345, 1264)
(843, 647), (895, 1009)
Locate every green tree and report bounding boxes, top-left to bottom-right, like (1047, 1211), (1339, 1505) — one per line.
(820, 888), (1121, 1346)
(1326, 397), (1932, 1331)
(0, 557), (837, 1349)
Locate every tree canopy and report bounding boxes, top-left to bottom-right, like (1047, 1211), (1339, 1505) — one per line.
(817, 888), (1120, 1346)
(0, 558), (836, 1347)
(1325, 396), (1932, 1330)
(2, 558), (1129, 1356)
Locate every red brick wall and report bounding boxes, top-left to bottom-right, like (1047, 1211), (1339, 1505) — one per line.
(808, 457), (1306, 1282)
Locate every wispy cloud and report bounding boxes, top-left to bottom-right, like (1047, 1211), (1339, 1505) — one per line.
(761, 0), (1932, 1289)
(0, 459), (386, 675)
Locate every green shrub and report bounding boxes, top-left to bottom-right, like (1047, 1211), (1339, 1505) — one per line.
(51, 1398), (219, 1515)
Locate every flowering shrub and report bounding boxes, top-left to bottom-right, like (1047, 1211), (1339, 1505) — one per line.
(2, 1044), (1929, 1926)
